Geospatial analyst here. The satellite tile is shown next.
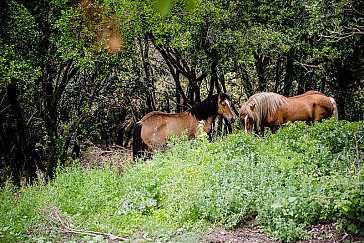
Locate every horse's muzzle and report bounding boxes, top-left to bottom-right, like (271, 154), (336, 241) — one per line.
(227, 117), (236, 124)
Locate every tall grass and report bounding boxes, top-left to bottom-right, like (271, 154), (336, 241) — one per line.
(1, 119), (363, 242)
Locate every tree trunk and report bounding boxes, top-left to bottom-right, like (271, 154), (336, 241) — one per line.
(6, 80), (38, 183)
(138, 37), (156, 112)
(335, 65), (352, 120)
(254, 51), (268, 92)
(219, 72), (227, 93)
(283, 53), (294, 96)
(274, 56), (283, 92)
(41, 60), (79, 178)
(208, 49), (220, 95)
(238, 64), (254, 97)
(320, 76), (326, 94)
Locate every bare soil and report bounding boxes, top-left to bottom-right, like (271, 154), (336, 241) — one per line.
(203, 219), (277, 243)
(203, 219), (362, 243)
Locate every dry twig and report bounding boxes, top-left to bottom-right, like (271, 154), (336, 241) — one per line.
(40, 205), (128, 241)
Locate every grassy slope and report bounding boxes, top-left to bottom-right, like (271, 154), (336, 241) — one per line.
(1, 120), (363, 242)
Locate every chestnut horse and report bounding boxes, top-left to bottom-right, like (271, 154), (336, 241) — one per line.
(239, 91), (338, 137)
(133, 93), (236, 158)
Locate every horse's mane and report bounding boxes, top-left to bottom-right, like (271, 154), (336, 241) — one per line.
(189, 93), (231, 120)
(241, 92), (287, 128)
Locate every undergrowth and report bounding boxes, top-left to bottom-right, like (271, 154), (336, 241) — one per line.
(1, 119), (363, 242)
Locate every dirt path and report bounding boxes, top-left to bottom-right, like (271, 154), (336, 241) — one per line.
(204, 219), (361, 243)
(204, 219), (277, 242)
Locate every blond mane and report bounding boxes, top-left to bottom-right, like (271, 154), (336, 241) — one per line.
(240, 92), (287, 129)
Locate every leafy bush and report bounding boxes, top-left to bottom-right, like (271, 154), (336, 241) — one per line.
(0, 120), (363, 242)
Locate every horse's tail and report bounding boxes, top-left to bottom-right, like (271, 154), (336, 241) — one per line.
(329, 97), (339, 119)
(133, 122), (143, 159)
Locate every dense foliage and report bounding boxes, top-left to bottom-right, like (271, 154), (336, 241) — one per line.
(1, 120), (363, 242)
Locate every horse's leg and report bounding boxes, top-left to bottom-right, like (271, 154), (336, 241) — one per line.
(254, 124), (259, 136)
(261, 125), (265, 138)
(225, 121), (232, 134)
(208, 133), (213, 141)
(204, 116), (216, 142)
(271, 126), (279, 134)
(162, 144), (169, 153)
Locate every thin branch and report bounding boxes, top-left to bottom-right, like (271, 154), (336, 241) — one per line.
(26, 109), (38, 127)
(0, 104), (10, 114)
(321, 24), (364, 42)
(292, 58), (322, 72)
(348, 0), (364, 16)
(320, 32), (355, 42)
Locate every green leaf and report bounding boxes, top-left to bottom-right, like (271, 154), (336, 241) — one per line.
(109, 234), (119, 240)
(272, 202), (282, 209)
(288, 197), (297, 203)
(93, 235), (104, 241)
(155, 0), (173, 15)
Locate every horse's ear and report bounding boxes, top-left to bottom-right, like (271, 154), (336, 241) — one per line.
(249, 103), (255, 111)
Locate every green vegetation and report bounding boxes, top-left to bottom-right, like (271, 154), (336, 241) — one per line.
(1, 1), (363, 241)
(1, 119), (363, 242)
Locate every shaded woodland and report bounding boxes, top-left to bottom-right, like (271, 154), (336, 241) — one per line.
(1, 0), (363, 184)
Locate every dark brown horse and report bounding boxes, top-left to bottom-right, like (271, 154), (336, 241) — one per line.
(133, 93), (236, 158)
(239, 91), (338, 137)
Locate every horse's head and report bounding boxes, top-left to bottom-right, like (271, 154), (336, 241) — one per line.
(217, 93), (236, 124)
(239, 103), (255, 133)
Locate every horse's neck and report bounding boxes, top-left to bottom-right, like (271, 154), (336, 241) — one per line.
(182, 111), (200, 124)
(188, 98), (218, 121)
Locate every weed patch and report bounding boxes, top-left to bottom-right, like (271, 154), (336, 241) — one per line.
(0, 120), (363, 242)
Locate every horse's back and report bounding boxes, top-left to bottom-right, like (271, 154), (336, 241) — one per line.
(291, 90), (323, 99)
(288, 93), (334, 121)
(140, 111), (174, 122)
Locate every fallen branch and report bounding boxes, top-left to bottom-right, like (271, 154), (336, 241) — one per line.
(40, 205), (128, 241)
